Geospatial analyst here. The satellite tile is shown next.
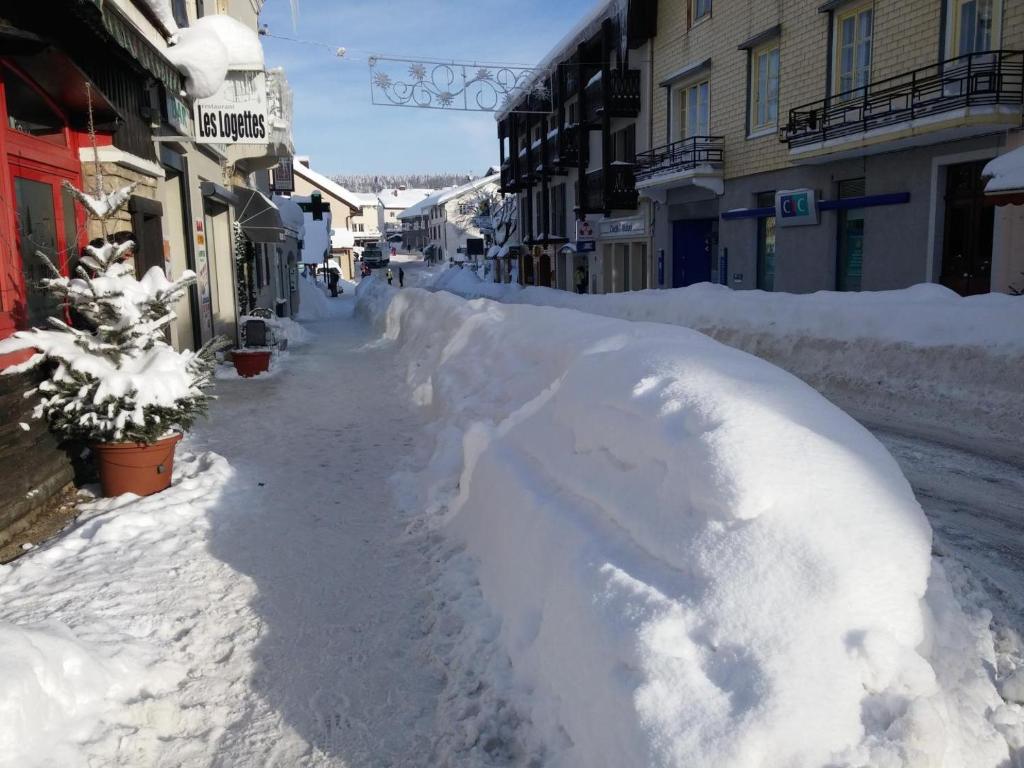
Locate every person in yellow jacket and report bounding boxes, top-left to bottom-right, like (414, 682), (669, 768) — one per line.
(386, 267), (394, 285)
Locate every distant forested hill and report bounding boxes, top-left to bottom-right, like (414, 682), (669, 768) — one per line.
(331, 173), (478, 192)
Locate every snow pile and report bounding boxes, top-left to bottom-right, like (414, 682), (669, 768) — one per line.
(0, 450), (257, 767)
(432, 277), (1024, 462)
(295, 276), (333, 321)
(139, 0), (179, 33)
(358, 280), (1023, 767)
(74, 183), (138, 219)
(165, 14), (265, 99)
(984, 146), (1024, 194)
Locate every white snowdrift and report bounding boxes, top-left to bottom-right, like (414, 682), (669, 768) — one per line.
(0, 450), (242, 768)
(358, 279), (1023, 767)
(431, 269), (1024, 463)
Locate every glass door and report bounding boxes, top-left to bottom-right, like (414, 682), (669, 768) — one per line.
(13, 173), (74, 328)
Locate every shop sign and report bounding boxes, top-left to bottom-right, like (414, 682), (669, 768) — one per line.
(194, 70), (269, 145)
(598, 216), (646, 238)
(166, 92), (190, 134)
(272, 156), (295, 193)
(775, 188), (819, 227)
(576, 239), (596, 253)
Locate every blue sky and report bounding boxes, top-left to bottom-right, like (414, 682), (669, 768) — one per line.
(259, 0), (594, 177)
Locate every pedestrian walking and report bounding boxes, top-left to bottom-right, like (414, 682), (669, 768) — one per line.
(575, 266), (587, 294)
(386, 267), (393, 285)
(399, 267), (405, 288)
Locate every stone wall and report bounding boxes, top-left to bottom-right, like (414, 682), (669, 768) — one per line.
(79, 159), (160, 242)
(0, 371), (74, 545)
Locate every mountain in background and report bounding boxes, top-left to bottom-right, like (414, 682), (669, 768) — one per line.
(331, 173), (477, 193)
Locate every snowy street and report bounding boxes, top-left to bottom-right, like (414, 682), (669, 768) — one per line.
(0, 293), (444, 766)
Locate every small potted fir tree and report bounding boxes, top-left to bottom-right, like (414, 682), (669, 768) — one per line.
(0, 172), (226, 497)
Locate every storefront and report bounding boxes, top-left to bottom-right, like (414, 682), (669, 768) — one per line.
(592, 215), (650, 294)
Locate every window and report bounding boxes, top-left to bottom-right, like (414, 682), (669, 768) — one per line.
(674, 80), (710, 140)
(750, 43), (780, 132)
(3, 67), (66, 146)
(612, 124), (636, 163)
(534, 189), (546, 234)
(834, 5), (873, 98)
(551, 184), (567, 238)
(692, 0), (711, 24)
(567, 100), (577, 126)
(170, 0), (189, 27)
(951, 0), (998, 56)
(755, 191), (776, 292)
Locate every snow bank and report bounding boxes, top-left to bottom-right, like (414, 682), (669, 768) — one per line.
(295, 276), (333, 321)
(0, 450), (246, 767)
(358, 279), (1023, 767)
(431, 273), (1024, 463)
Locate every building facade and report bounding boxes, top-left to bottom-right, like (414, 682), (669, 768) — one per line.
(497, 0), (1024, 297)
(497, 0), (659, 292)
(0, 0), (294, 541)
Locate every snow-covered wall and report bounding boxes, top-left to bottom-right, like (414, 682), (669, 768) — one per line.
(430, 270), (1024, 464)
(356, 279), (1022, 767)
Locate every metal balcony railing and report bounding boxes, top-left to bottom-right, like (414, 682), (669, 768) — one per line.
(781, 50), (1024, 148)
(634, 136), (724, 182)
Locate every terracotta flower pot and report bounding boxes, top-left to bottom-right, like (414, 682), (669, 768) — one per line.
(232, 350), (271, 377)
(93, 433), (182, 498)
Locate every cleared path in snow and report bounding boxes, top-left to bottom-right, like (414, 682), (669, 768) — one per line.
(191, 294), (441, 765)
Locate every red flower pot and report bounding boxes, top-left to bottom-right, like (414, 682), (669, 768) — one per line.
(93, 433), (182, 498)
(232, 350), (271, 377)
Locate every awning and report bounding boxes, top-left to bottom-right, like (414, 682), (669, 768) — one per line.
(232, 186), (284, 243)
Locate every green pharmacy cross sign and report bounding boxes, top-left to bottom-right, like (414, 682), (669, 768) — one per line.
(368, 56), (552, 114)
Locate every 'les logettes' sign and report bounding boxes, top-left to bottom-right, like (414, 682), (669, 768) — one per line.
(194, 71), (269, 145)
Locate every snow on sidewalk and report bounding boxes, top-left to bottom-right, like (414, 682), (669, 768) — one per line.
(359, 278), (1024, 767)
(0, 296), (441, 767)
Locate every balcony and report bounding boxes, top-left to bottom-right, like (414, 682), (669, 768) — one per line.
(581, 164), (639, 213)
(557, 124), (583, 167)
(584, 69), (642, 123)
(781, 50), (1024, 162)
(634, 135), (724, 186)
(500, 163), (518, 194)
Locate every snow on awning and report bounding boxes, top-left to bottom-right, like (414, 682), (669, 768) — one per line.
(232, 186), (284, 243)
(165, 13), (265, 99)
(983, 146), (1024, 205)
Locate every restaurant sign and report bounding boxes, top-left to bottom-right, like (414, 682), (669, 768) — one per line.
(194, 70), (269, 145)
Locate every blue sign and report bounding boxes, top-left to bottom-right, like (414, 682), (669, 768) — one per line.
(576, 239), (596, 253)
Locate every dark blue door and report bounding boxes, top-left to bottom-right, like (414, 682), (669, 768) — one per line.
(671, 219), (714, 287)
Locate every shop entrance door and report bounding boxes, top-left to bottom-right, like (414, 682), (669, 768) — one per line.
(671, 219), (714, 287)
(941, 160), (993, 296)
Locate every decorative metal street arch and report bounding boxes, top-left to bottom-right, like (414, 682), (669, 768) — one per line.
(368, 56), (552, 114)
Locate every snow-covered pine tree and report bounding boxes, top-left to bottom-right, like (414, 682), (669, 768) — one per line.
(0, 171), (228, 445)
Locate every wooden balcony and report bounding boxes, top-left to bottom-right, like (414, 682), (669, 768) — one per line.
(581, 164), (639, 213)
(584, 69), (642, 124)
(781, 50), (1024, 158)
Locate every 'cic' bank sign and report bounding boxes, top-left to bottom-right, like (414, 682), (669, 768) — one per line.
(775, 188), (819, 227)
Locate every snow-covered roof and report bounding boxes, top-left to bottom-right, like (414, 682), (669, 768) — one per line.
(435, 174), (500, 205)
(983, 146), (1024, 195)
(398, 188), (449, 219)
(353, 192), (381, 208)
(292, 160), (363, 211)
(378, 188), (434, 209)
(495, 0), (624, 121)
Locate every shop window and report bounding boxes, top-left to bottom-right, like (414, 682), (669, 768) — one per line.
(673, 80), (710, 141)
(750, 42), (780, 133)
(836, 179), (866, 292)
(171, 0), (190, 27)
(756, 191), (776, 291)
(834, 4), (873, 99)
(3, 68), (66, 146)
